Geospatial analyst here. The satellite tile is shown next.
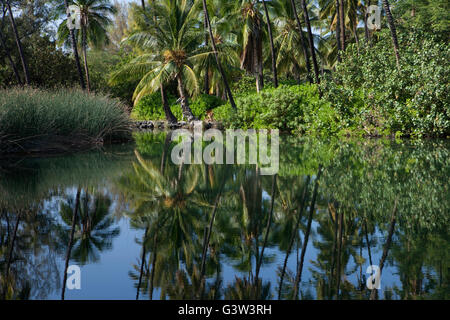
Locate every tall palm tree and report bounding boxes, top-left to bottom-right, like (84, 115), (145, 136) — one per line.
(202, 0), (237, 109)
(57, 0), (117, 92)
(110, 0), (203, 121)
(261, 0), (278, 88)
(289, 0), (312, 83)
(237, 0), (265, 92)
(300, 0), (320, 84)
(2, 0), (30, 85)
(381, 0), (400, 69)
(62, 0), (86, 90)
(339, 0), (346, 50)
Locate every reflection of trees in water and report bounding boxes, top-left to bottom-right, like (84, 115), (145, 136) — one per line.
(0, 204), (61, 300)
(0, 134), (448, 300)
(117, 134), (449, 300)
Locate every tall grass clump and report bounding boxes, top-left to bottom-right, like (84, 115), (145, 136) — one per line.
(0, 88), (132, 155)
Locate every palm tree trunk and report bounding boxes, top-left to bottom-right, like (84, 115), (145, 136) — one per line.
(335, 0), (342, 62)
(293, 165), (323, 299)
(364, 0), (371, 43)
(5, 0), (29, 85)
(382, 0), (400, 69)
(62, 187), (81, 300)
(261, 0), (278, 88)
(203, 13), (210, 94)
(278, 176), (310, 299)
(202, 0), (236, 109)
(176, 73), (196, 121)
(290, 0), (312, 83)
(0, 27), (22, 85)
(81, 26), (91, 92)
(160, 85), (177, 123)
(141, 0), (145, 10)
(253, 27), (264, 92)
(339, 0), (346, 51)
(301, 0), (320, 84)
(63, 0), (85, 90)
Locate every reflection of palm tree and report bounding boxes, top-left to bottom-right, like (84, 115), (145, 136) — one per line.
(224, 276), (271, 300)
(59, 190), (119, 265)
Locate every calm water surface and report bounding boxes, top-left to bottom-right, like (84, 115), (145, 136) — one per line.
(0, 133), (448, 300)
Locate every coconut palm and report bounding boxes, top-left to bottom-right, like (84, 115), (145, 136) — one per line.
(57, 0), (117, 91)
(110, 0), (205, 121)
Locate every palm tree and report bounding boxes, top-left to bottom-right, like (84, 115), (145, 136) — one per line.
(289, 0), (312, 83)
(2, 0), (30, 84)
(202, 0), (237, 108)
(381, 0), (400, 69)
(261, 0), (278, 88)
(300, 0), (320, 84)
(339, 0), (346, 50)
(237, 0), (265, 92)
(110, 0), (203, 121)
(62, 0), (86, 90)
(57, 0), (117, 92)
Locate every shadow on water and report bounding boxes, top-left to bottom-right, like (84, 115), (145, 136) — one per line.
(0, 133), (449, 300)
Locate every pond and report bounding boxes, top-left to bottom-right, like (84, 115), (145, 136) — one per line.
(0, 132), (448, 300)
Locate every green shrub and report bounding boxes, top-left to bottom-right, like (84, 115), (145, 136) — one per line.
(131, 92), (177, 120)
(133, 93), (224, 121)
(0, 88), (132, 154)
(320, 27), (450, 138)
(214, 84), (338, 134)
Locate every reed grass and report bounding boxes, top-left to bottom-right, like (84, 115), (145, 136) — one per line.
(0, 88), (132, 155)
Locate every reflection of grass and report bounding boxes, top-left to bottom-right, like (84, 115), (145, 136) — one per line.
(0, 88), (132, 155)
(0, 146), (134, 209)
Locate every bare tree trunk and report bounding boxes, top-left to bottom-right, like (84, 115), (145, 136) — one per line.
(339, 0), (346, 51)
(290, 0), (312, 83)
(160, 85), (177, 123)
(63, 0), (85, 90)
(176, 73), (196, 121)
(62, 187), (81, 300)
(0, 27), (22, 85)
(203, 13), (210, 93)
(253, 20), (264, 92)
(364, 0), (371, 43)
(202, 0), (237, 109)
(81, 26), (91, 92)
(5, 0), (29, 85)
(262, 0), (278, 88)
(335, 0), (342, 62)
(382, 0), (400, 69)
(301, 0), (320, 84)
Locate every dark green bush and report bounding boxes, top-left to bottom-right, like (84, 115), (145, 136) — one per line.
(320, 27), (450, 138)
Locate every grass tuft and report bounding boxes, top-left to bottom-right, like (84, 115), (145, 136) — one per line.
(0, 88), (132, 155)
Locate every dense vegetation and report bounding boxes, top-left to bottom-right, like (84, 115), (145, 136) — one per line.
(0, 0), (448, 137)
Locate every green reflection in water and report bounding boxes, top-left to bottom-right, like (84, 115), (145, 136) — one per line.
(0, 133), (449, 300)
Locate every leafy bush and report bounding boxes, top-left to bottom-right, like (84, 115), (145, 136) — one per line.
(214, 84), (338, 134)
(0, 88), (132, 154)
(133, 93), (224, 121)
(131, 92), (177, 120)
(320, 27), (450, 138)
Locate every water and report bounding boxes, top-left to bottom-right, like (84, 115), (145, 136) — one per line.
(0, 132), (448, 300)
